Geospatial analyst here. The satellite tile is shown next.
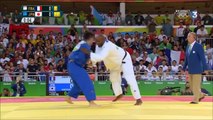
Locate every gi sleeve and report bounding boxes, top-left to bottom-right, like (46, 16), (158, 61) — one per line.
(90, 45), (110, 63)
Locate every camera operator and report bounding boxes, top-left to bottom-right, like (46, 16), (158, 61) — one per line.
(11, 76), (26, 97)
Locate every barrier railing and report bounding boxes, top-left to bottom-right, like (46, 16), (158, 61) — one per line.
(0, 71), (212, 82)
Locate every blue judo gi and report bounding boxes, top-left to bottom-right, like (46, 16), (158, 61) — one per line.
(67, 41), (96, 101)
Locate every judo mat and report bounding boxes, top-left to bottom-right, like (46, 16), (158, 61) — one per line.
(1, 96), (212, 120)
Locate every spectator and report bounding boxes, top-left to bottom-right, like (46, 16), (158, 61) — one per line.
(171, 60), (179, 73)
(122, 41), (133, 55)
(158, 30), (166, 42)
(206, 44), (213, 55)
(37, 30), (45, 40)
(141, 70), (150, 81)
(48, 63), (55, 73)
(67, 12), (78, 25)
(14, 63), (26, 77)
(153, 50), (168, 67)
(163, 12), (171, 24)
(78, 11), (86, 25)
(139, 60), (147, 72)
(158, 66), (165, 80)
(162, 19), (173, 37)
(27, 30), (37, 40)
(196, 25), (208, 44)
(86, 13), (94, 25)
(206, 53), (213, 70)
(150, 71), (160, 81)
(146, 63), (157, 77)
(0, 54), (10, 64)
(12, 9), (21, 24)
(147, 19), (156, 33)
(27, 58), (39, 77)
(3, 64), (12, 82)
(164, 71), (174, 81)
(176, 22), (185, 44)
(144, 14), (153, 25)
(134, 11), (144, 25)
(159, 36), (172, 50)
(193, 22), (202, 33)
(46, 31), (56, 40)
(183, 24), (192, 48)
(202, 13), (212, 25)
(159, 59), (168, 72)
(154, 13), (164, 25)
(125, 11), (133, 25)
(2, 7), (10, 24)
(1, 33), (9, 48)
(115, 12), (123, 25)
(11, 77), (26, 96)
(149, 47), (158, 62)
(56, 59), (66, 72)
(0, 88), (11, 97)
(106, 11), (115, 25)
(142, 51), (152, 63)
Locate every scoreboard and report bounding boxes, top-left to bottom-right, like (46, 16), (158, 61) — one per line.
(21, 5), (63, 23)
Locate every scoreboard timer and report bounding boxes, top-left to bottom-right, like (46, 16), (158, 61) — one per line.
(21, 5), (63, 23)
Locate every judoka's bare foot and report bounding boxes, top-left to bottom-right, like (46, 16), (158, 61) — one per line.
(65, 96), (73, 104)
(112, 94), (123, 102)
(89, 101), (100, 107)
(134, 99), (142, 105)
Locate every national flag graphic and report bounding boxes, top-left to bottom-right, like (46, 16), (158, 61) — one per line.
(90, 5), (103, 25)
(165, 49), (185, 65)
(35, 12), (42, 17)
(22, 6), (27, 11)
(36, 6), (42, 11)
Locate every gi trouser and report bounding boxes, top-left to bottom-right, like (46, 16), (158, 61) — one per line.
(67, 62), (96, 101)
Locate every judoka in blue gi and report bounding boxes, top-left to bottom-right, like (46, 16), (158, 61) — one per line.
(65, 32), (98, 107)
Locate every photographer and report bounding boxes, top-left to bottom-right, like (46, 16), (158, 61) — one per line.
(11, 76), (26, 97)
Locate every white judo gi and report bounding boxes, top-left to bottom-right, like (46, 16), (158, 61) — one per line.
(91, 40), (141, 99)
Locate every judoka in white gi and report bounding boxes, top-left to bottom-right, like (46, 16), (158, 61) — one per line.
(91, 35), (142, 105)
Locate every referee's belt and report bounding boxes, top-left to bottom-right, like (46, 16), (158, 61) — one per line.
(122, 51), (127, 64)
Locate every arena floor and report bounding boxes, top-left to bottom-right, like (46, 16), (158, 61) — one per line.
(1, 96), (212, 120)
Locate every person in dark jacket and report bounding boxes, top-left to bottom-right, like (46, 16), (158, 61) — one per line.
(11, 77), (26, 97)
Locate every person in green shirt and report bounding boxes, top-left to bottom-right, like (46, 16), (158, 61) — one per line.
(159, 36), (172, 50)
(78, 11), (86, 25)
(154, 13), (164, 25)
(67, 13), (78, 25)
(56, 15), (64, 25)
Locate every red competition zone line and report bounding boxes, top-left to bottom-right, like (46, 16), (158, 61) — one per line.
(0, 96), (212, 103)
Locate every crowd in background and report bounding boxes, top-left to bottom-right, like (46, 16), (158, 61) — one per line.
(0, 7), (213, 26)
(0, 6), (213, 82)
(0, 21), (213, 82)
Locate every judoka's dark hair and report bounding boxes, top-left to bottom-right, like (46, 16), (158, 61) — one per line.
(84, 31), (94, 41)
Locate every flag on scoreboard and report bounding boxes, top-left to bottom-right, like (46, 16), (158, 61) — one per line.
(36, 6), (42, 11)
(35, 12), (42, 17)
(90, 5), (103, 25)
